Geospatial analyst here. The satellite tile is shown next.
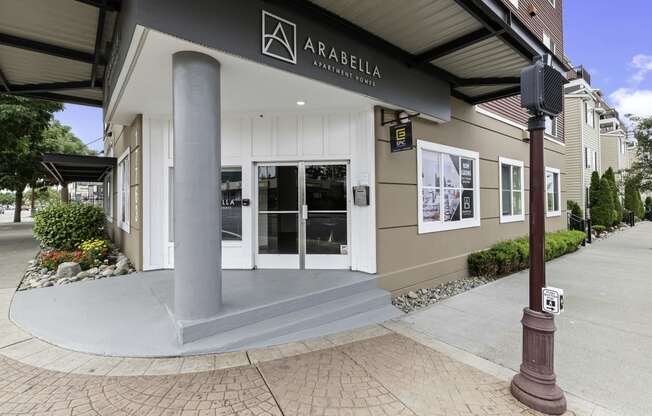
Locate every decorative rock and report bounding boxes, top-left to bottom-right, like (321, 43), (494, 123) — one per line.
(114, 258), (129, 275)
(56, 262), (81, 279)
(87, 267), (99, 276)
(40, 267), (48, 275)
(101, 266), (115, 277)
(74, 271), (89, 280)
(393, 276), (495, 313)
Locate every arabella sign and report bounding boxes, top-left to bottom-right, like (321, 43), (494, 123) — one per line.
(262, 10), (382, 87)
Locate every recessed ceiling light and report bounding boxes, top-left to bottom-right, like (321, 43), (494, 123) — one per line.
(296, 100), (306, 106)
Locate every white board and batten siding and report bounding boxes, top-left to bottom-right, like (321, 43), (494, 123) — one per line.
(142, 110), (377, 274)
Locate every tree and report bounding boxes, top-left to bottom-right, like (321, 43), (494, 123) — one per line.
(0, 191), (15, 206)
(646, 196), (652, 213)
(0, 95), (93, 222)
(603, 167), (623, 225)
(624, 175), (645, 219)
(589, 171), (601, 208)
(627, 115), (652, 192)
(0, 95), (63, 148)
(43, 121), (97, 156)
(590, 177), (615, 227)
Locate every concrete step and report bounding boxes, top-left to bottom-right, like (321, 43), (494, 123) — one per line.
(245, 304), (403, 349)
(179, 275), (378, 343)
(185, 288), (393, 353)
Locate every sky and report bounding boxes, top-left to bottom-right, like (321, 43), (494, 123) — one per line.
(54, 104), (104, 153)
(564, 0), (652, 120)
(53, 0), (652, 149)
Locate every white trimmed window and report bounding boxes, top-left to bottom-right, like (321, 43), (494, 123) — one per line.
(417, 140), (480, 233)
(499, 158), (524, 223)
(584, 147), (590, 169)
(585, 102), (594, 127)
(117, 148), (130, 232)
(543, 32), (556, 55)
(593, 151), (599, 171)
(545, 116), (557, 137)
(546, 167), (561, 217)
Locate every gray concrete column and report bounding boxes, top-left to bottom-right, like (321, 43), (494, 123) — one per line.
(172, 51), (222, 321)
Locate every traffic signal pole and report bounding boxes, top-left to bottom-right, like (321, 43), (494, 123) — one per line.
(510, 114), (567, 414)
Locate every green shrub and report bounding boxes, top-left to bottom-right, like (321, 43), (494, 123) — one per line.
(603, 167), (623, 225)
(468, 230), (585, 278)
(592, 225), (606, 235)
(624, 177), (645, 219)
(591, 177), (615, 227)
(567, 199), (583, 219)
(33, 203), (105, 249)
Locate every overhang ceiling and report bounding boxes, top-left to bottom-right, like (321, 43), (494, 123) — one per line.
(307, 0), (566, 103)
(41, 153), (116, 183)
(0, 0), (566, 108)
(0, 0), (119, 107)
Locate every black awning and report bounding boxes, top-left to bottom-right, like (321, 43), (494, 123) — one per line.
(41, 153), (117, 183)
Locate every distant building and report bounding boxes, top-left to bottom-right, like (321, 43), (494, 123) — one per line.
(563, 66), (601, 210)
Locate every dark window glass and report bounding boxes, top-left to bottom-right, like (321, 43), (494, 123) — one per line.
(258, 213), (298, 254)
(258, 166), (298, 211)
(221, 169), (242, 241)
(306, 213), (347, 254)
(305, 165), (347, 211)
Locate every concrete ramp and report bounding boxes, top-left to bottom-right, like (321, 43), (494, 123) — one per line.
(10, 269), (401, 357)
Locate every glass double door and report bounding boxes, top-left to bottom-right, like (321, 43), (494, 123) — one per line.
(256, 162), (349, 269)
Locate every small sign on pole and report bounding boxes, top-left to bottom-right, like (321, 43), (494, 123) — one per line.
(542, 287), (564, 315)
(389, 122), (413, 152)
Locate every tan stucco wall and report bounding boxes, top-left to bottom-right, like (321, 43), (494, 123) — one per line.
(105, 115), (143, 270)
(375, 99), (566, 294)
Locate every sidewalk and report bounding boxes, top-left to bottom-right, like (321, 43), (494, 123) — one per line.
(403, 222), (652, 416)
(0, 222), (38, 289)
(0, 221), (602, 415)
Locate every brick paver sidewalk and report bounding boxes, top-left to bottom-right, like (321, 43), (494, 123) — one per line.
(0, 326), (579, 416)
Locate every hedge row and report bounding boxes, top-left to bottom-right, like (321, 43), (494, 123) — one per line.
(468, 230), (586, 278)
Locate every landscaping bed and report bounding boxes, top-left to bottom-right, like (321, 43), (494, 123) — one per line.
(393, 229), (586, 313)
(19, 249), (135, 290)
(18, 202), (136, 291)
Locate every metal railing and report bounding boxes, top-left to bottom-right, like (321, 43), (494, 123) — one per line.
(567, 65), (591, 85)
(623, 210), (635, 227)
(567, 212), (589, 245)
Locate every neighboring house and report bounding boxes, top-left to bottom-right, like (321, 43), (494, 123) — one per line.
(562, 66), (601, 210)
(599, 106), (628, 178)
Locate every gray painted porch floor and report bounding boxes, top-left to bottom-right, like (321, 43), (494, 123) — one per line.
(10, 269), (401, 357)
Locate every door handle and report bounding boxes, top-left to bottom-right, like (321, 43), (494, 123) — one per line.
(302, 204), (308, 220)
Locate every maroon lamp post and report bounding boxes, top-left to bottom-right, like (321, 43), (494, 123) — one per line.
(510, 55), (567, 415)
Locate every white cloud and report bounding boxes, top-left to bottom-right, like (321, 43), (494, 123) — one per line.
(630, 54), (652, 84)
(609, 88), (652, 118)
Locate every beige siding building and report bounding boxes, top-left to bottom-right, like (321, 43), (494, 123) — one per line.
(599, 109), (628, 178)
(563, 73), (601, 210)
(104, 116), (143, 271)
(375, 100), (565, 293)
